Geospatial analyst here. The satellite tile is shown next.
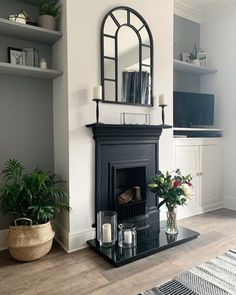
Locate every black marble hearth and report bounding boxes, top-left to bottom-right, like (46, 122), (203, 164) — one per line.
(87, 223), (199, 267)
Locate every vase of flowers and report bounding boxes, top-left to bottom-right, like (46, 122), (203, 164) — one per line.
(148, 169), (192, 234)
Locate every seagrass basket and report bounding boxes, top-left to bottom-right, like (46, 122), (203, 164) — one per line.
(6, 218), (55, 262)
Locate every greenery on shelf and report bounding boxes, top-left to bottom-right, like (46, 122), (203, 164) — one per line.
(39, 1), (62, 17)
(0, 159), (70, 225)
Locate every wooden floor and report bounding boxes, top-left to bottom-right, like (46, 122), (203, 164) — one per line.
(0, 209), (236, 295)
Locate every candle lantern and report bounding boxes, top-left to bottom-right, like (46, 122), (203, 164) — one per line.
(118, 224), (137, 248)
(97, 211), (117, 247)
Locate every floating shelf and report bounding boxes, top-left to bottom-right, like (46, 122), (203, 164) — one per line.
(18, 0), (58, 5)
(0, 62), (63, 79)
(0, 17), (62, 44)
(174, 59), (217, 76)
(173, 127), (223, 132)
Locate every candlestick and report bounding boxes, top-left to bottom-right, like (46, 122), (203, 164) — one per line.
(102, 223), (112, 243)
(93, 85), (102, 100)
(159, 94), (166, 106)
(160, 105), (167, 125)
(93, 98), (102, 123)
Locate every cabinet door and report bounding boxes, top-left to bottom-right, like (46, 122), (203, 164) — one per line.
(200, 145), (222, 207)
(174, 145), (200, 210)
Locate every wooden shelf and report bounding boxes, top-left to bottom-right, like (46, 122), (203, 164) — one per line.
(0, 62), (63, 79)
(0, 17), (62, 44)
(174, 59), (217, 76)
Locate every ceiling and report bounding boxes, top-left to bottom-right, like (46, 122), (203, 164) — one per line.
(175, 0), (236, 22)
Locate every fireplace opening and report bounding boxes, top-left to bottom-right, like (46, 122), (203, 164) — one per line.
(114, 167), (147, 222)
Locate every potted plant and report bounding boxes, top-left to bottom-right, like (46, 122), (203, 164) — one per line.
(0, 159), (70, 261)
(38, 0), (62, 30)
(148, 169), (192, 234)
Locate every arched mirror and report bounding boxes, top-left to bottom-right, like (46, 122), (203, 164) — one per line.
(101, 6), (154, 106)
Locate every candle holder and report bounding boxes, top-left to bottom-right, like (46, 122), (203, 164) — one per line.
(93, 98), (102, 124)
(97, 211), (117, 247)
(118, 223), (137, 248)
(159, 104), (167, 125)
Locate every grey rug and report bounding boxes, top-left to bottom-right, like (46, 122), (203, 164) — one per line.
(140, 249), (236, 295)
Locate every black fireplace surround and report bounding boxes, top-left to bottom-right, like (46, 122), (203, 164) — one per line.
(87, 124), (199, 266)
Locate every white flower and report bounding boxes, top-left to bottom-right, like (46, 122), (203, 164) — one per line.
(182, 183), (192, 198)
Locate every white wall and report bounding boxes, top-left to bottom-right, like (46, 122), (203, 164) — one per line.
(200, 4), (236, 210)
(55, 0), (174, 252)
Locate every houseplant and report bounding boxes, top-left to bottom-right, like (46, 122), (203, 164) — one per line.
(38, 0), (62, 30)
(148, 169), (192, 234)
(0, 159), (70, 261)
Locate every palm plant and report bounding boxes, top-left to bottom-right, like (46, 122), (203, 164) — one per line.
(0, 159), (70, 225)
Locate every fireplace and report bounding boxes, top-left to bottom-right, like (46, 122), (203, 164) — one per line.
(88, 123), (162, 230)
(87, 123), (199, 266)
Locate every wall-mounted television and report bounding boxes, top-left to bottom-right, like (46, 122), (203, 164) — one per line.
(174, 91), (214, 127)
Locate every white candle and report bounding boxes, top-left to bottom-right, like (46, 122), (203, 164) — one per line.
(40, 58), (47, 69)
(124, 230), (132, 244)
(102, 223), (112, 243)
(93, 85), (102, 100)
(159, 94), (166, 106)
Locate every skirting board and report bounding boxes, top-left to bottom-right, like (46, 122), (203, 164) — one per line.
(224, 195), (236, 210)
(54, 222), (96, 253)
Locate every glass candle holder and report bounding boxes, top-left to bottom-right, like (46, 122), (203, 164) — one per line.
(97, 211), (117, 247)
(118, 223), (137, 248)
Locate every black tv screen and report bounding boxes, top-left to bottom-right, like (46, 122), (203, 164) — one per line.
(174, 91), (214, 127)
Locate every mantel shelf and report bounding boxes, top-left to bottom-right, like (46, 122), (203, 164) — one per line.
(0, 62), (63, 79)
(0, 17), (62, 44)
(174, 59), (217, 76)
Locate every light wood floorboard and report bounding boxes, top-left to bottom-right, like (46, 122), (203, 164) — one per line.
(0, 209), (235, 295)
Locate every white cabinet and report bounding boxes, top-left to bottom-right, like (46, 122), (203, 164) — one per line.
(174, 138), (223, 218)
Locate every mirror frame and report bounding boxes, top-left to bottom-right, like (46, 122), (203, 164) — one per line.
(101, 6), (154, 107)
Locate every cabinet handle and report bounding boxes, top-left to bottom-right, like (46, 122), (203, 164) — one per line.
(197, 172), (203, 176)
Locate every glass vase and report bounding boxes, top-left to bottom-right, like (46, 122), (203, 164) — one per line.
(97, 211), (117, 247)
(166, 206), (178, 234)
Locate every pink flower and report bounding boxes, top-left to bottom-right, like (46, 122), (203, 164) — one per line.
(188, 182), (192, 187)
(174, 181), (181, 187)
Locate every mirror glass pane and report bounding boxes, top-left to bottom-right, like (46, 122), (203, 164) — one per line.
(130, 13), (143, 30)
(104, 16), (118, 36)
(141, 65), (151, 105)
(142, 46), (151, 66)
(118, 26), (140, 103)
(104, 37), (115, 57)
(104, 80), (116, 102)
(113, 10), (127, 26)
(104, 59), (115, 80)
(139, 26), (150, 45)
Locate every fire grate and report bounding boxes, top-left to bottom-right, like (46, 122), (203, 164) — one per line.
(116, 200), (146, 220)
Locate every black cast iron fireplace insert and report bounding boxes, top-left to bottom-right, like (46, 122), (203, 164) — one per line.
(87, 123), (199, 267)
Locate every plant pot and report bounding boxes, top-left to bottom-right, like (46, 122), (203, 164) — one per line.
(39, 15), (56, 30)
(6, 218), (55, 262)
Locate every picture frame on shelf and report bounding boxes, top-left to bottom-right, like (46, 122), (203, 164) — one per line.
(8, 47), (25, 65)
(181, 52), (191, 63)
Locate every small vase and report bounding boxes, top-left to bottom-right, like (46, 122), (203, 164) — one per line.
(166, 206), (178, 234)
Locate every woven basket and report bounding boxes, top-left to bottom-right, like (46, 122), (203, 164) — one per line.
(6, 218), (55, 262)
